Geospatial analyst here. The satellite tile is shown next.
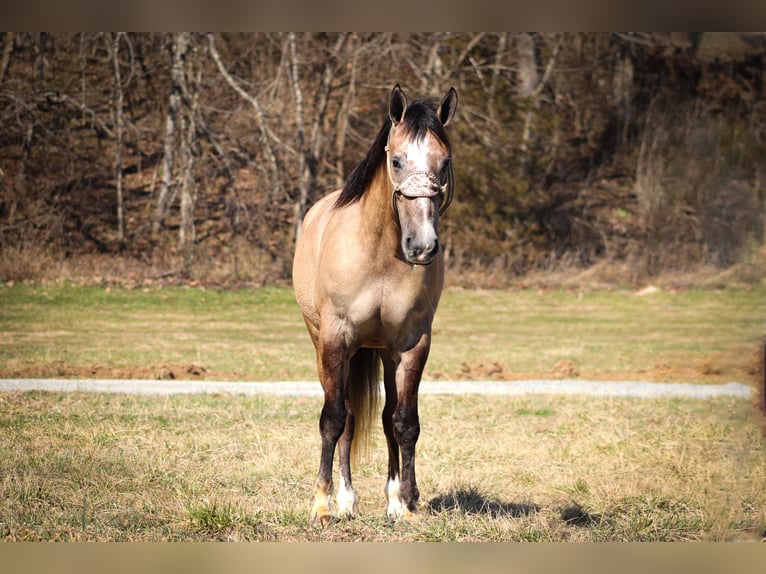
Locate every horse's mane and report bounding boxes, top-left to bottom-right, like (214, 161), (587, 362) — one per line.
(334, 98), (451, 209)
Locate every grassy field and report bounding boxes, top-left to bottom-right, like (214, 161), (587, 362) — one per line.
(1, 391), (764, 541)
(0, 283), (763, 383)
(1, 283), (765, 541)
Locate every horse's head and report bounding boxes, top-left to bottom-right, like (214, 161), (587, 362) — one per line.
(386, 84), (457, 265)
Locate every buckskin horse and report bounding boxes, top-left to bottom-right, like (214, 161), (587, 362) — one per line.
(293, 84), (457, 525)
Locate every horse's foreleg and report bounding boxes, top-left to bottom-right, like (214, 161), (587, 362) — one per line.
(390, 336), (429, 519)
(312, 396), (346, 526)
(311, 340), (348, 527)
(393, 393), (421, 518)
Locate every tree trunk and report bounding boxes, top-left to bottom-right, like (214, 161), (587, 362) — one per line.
(517, 33), (539, 179)
(516, 33), (539, 99)
(613, 49), (634, 145)
(109, 32), (125, 243)
(179, 49), (200, 268)
(488, 32), (508, 121)
(153, 32), (188, 235)
(36, 32), (46, 81)
(0, 32), (15, 85)
(335, 33), (358, 189)
(518, 34), (562, 180)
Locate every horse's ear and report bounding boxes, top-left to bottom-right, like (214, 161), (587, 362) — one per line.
(437, 87), (458, 127)
(389, 84), (408, 126)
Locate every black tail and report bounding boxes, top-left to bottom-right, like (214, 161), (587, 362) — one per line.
(347, 348), (381, 464)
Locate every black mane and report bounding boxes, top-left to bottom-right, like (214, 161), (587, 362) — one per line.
(334, 98), (451, 209)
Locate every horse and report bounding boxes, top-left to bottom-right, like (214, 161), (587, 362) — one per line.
(292, 84), (458, 526)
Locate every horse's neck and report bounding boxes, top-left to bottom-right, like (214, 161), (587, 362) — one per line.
(360, 167), (397, 241)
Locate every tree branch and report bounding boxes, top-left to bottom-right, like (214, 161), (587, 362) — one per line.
(208, 33), (287, 201)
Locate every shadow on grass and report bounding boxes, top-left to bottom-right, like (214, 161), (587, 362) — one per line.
(428, 487), (603, 528)
(559, 502), (602, 527)
(428, 487), (539, 519)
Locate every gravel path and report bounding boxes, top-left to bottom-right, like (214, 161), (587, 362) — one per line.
(0, 378), (752, 399)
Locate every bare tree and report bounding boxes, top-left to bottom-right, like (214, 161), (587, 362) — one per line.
(517, 33), (562, 179)
(334, 33), (358, 189)
(0, 32), (15, 86)
(108, 32), (126, 243)
(288, 32), (349, 247)
(178, 40), (201, 266)
(153, 32), (188, 235)
(0, 33), (764, 284)
(207, 33), (285, 201)
(488, 32), (509, 121)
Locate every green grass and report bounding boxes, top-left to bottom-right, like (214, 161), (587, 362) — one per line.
(0, 285), (310, 380)
(429, 287), (764, 382)
(0, 283), (763, 383)
(0, 391), (763, 541)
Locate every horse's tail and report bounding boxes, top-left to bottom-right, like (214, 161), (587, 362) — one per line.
(348, 347), (381, 465)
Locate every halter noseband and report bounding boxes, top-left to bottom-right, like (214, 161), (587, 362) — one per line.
(384, 130), (454, 217)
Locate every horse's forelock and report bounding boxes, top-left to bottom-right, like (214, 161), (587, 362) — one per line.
(397, 98), (451, 149)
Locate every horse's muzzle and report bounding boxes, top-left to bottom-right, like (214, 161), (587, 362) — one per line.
(404, 236), (439, 265)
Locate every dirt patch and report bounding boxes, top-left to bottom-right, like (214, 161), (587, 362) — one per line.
(551, 359), (579, 378)
(448, 359), (581, 381)
(443, 357), (736, 383)
(452, 360), (514, 380)
(0, 360), (216, 381)
(438, 349), (761, 386)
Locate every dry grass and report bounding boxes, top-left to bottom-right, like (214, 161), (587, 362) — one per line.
(3, 240), (765, 292)
(1, 283), (764, 540)
(1, 391), (763, 541)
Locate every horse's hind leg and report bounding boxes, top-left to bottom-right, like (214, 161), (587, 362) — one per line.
(381, 353), (403, 519)
(335, 409), (357, 518)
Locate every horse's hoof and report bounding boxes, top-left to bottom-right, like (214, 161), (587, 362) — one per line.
(336, 509), (356, 521)
(402, 508), (422, 522)
(386, 500), (404, 520)
(386, 505), (422, 524)
(310, 512), (334, 528)
(310, 504), (334, 528)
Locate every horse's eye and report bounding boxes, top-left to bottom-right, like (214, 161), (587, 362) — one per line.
(392, 157), (402, 170)
(439, 159), (450, 179)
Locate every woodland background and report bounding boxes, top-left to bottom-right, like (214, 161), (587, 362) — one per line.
(1, 32), (765, 288)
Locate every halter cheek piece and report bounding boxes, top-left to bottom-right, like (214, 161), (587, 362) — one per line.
(385, 132), (454, 218)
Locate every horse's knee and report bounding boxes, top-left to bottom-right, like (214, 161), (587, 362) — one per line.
(320, 402), (347, 443)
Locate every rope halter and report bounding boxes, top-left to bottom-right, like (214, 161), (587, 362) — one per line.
(385, 131), (454, 217)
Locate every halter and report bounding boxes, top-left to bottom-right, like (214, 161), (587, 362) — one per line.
(384, 129), (454, 217)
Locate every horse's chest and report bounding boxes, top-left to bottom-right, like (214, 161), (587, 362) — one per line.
(380, 286), (427, 326)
